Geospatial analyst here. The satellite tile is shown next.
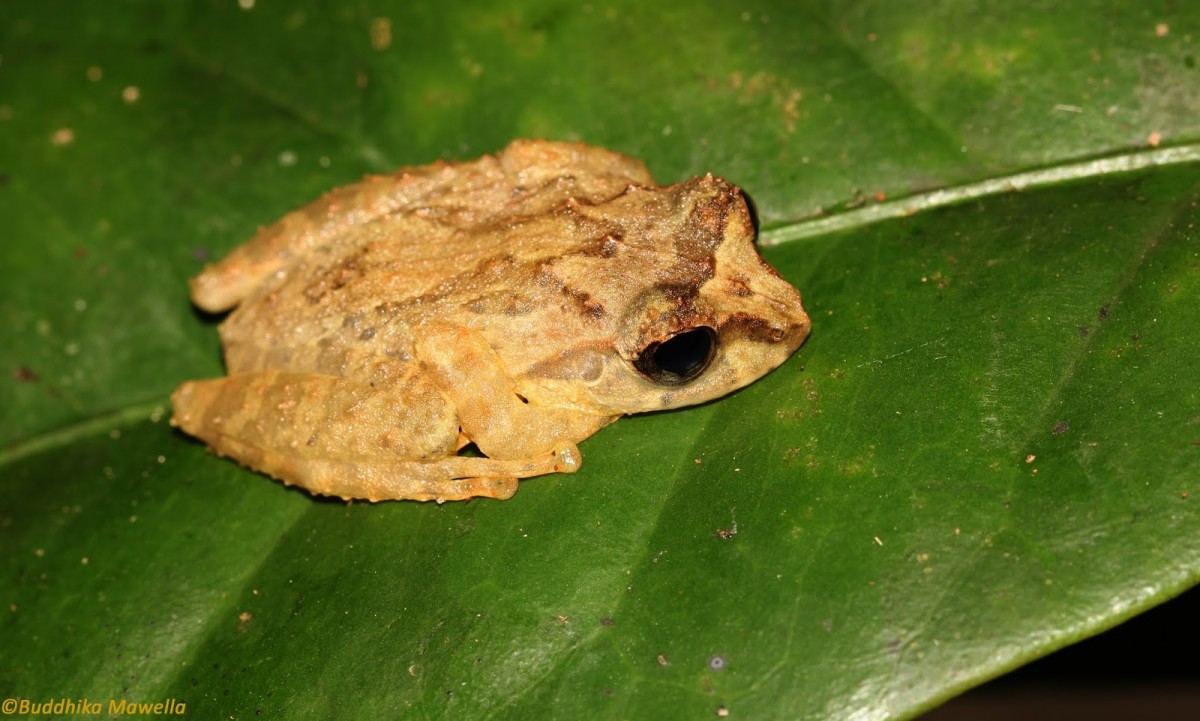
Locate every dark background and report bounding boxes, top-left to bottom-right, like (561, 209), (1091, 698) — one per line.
(927, 584), (1200, 719)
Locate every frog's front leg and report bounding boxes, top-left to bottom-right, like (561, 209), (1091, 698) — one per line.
(414, 323), (617, 461)
(171, 369), (579, 502)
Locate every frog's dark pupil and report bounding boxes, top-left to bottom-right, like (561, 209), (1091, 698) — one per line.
(634, 327), (717, 385)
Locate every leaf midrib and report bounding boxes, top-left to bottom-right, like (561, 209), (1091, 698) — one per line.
(759, 145), (1200, 246)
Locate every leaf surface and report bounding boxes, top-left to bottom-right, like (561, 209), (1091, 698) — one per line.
(2, 2), (1198, 719)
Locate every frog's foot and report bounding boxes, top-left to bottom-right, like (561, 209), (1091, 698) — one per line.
(187, 435), (580, 503)
(312, 443), (581, 502)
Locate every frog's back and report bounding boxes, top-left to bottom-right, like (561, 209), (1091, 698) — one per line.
(190, 140), (654, 314)
(206, 140), (655, 376)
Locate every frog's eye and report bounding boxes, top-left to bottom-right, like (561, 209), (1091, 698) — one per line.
(633, 327), (717, 385)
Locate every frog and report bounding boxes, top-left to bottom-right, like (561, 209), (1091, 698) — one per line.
(171, 139), (811, 502)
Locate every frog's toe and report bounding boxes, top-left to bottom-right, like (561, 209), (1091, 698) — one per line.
(552, 443), (582, 474)
(462, 476), (519, 501)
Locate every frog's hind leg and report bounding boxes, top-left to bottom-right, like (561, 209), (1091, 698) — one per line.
(171, 371), (578, 502)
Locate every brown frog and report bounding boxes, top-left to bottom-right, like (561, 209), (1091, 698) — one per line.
(172, 140), (810, 502)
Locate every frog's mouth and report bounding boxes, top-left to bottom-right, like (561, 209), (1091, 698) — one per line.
(631, 326), (717, 385)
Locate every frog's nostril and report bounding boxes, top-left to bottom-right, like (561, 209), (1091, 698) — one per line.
(633, 327), (717, 385)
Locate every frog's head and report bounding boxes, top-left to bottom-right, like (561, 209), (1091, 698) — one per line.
(614, 176), (809, 412)
(522, 175), (810, 414)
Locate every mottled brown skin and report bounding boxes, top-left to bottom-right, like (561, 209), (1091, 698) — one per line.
(172, 140), (811, 502)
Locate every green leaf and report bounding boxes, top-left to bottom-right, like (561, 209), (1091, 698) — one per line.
(2, 2), (1197, 719)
